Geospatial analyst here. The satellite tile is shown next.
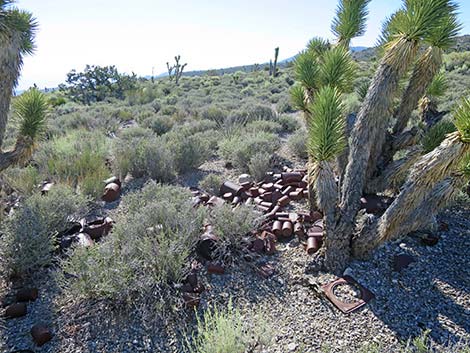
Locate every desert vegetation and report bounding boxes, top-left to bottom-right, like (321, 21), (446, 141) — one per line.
(0, 0), (469, 352)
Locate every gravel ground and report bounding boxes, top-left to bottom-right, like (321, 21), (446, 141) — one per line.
(1, 199), (469, 352)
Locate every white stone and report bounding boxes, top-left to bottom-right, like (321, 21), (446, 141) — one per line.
(287, 343), (298, 351)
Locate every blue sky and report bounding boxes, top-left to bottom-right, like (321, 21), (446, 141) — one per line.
(15, 0), (470, 90)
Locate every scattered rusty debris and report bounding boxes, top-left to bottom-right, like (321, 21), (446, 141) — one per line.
(421, 233), (440, 246)
(31, 324), (53, 346)
(360, 194), (394, 215)
(16, 288), (38, 302)
(5, 302), (27, 318)
(257, 263), (275, 278)
(322, 276), (374, 314)
(102, 177), (121, 202)
(393, 254), (415, 272)
(81, 216), (114, 240)
(207, 263), (225, 275)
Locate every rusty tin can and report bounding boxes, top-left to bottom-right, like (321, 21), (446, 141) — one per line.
(31, 324), (53, 346)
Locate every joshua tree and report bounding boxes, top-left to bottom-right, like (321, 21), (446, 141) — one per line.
(269, 47), (279, 77)
(167, 55), (187, 85)
(292, 0), (466, 273)
(0, 1), (46, 172)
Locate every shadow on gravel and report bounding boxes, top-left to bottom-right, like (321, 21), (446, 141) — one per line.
(363, 208), (470, 347)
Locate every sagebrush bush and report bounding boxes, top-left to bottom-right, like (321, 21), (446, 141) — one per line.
(112, 130), (176, 182)
(277, 114), (301, 133)
(244, 120), (282, 133)
(34, 130), (110, 198)
(288, 128), (308, 159)
(219, 132), (280, 171)
(141, 115), (174, 135)
(276, 96), (294, 113)
(187, 300), (270, 353)
(60, 183), (206, 309)
(0, 185), (89, 278)
(248, 152), (272, 181)
(199, 174), (223, 195)
(209, 204), (259, 247)
(3, 165), (41, 196)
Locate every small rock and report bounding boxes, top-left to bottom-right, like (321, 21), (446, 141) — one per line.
(288, 342), (298, 351)
(343, 267), (353, 277)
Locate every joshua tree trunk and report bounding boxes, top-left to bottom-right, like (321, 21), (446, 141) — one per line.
(0, 136), (31, 172)
(0, 32), (22, 150)
(353, 133), (469, 257)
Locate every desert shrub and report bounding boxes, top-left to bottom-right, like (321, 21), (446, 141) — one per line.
(60, 184), (206, 309)
(288, 129), (308, 159)
(277, 114), (301, 133)
(276, 96), (294, 113)
(243, 105), (277, 123)
(3, 165), (41, 196)
(141, 115), (174, 135)
(112, 131), (175, 182)
(201, 107), (228, 126)
(244, 120), (282, 133)
(241, 87), (254, 96)
(161, 105), (177, 116)
(209, 204), (259, 248)
(219, 132), (280, 171)
(198, 174), (222, 195)
(422, 120), (457, 153)
(0, 185), (89, 278)
(248, 152), (272, 181)
(164, 131), (211, 174)
(34, 130), (110, 198)
(187, 301), (270, 353)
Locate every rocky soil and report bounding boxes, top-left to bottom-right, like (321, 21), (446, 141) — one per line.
(1, 203), (469, 353)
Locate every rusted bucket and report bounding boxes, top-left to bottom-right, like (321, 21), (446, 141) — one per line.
(5, 303), (27, 318)
(83, 217), (113, 240)
(31, 324), (53, 346)
(307, 236), (321, 254)
(104, 176), (121, 188)
(16, 288), (38, 302)
(282, 221), (293, 237)
(102, 183), (121, 202)
(197, 231), (219, 260)
(220, 181), (243, 197)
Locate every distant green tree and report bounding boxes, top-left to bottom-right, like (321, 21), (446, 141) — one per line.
(59, 65), (137, 104)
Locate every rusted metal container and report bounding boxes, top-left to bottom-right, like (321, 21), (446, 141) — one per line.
(282, 221), (293, 237)
(282, 186), (294, 196)
(261, 183), (274, 191)
(207, 263), (225, 275)
(31, 324), (53, 346)
(277, 195), (290, 207)
(220, 181), (243, 197)
(240, 181), (252, 190)
(197, 232), (219, 260)
(307, 236), (321, 254)
(251, 238), (265, 253)
(41, 182), (54, 195)
(207, 196), (225, 207)
(272, 221), (283, 238)
(248, 187), (260, 197)
(294, 222), (304, 238)
(5, 303), (27, 318)
(311, 211), (323, 223)
(302, 190), (309, 198)
(101, 183), (120, 202)
(273, 182), (284, 190)
(104, 176), (121, 187)
(232, 196), (241, 205)
(77, 233), (93, 247)
(271, 190), (283, 203)
(83, 217), (113, 240)
(222, 192), (234, 201)
(245, 197), (254, 205)
(261, 191), (273, 202)
(16, 288), (39, 302)
(289, 190), (302, 201)
(264, 233), (276, 254)
(281, 172), (303, 183)
(260, 201), (273, 209)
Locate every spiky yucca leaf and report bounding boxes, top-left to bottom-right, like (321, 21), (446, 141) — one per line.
(426, 71), (447, 98)
(453, 97), (470, 142)
(319, 46), (357, 94)
(356, 80), (370, 102)
(425, 11), (461, 49)
(4, 8), (37, 55)
(13, 88), (48, 141)
(458, 153), (470, 180)
(331, 0), (371, 47)
(307, 86), (346, 162)
(422, 119), (456, 153)
(290, 84), (309, 113)
(294, 50), (320, 92)
(307, 37), (331, 57)
(377, 10), (406, 47)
